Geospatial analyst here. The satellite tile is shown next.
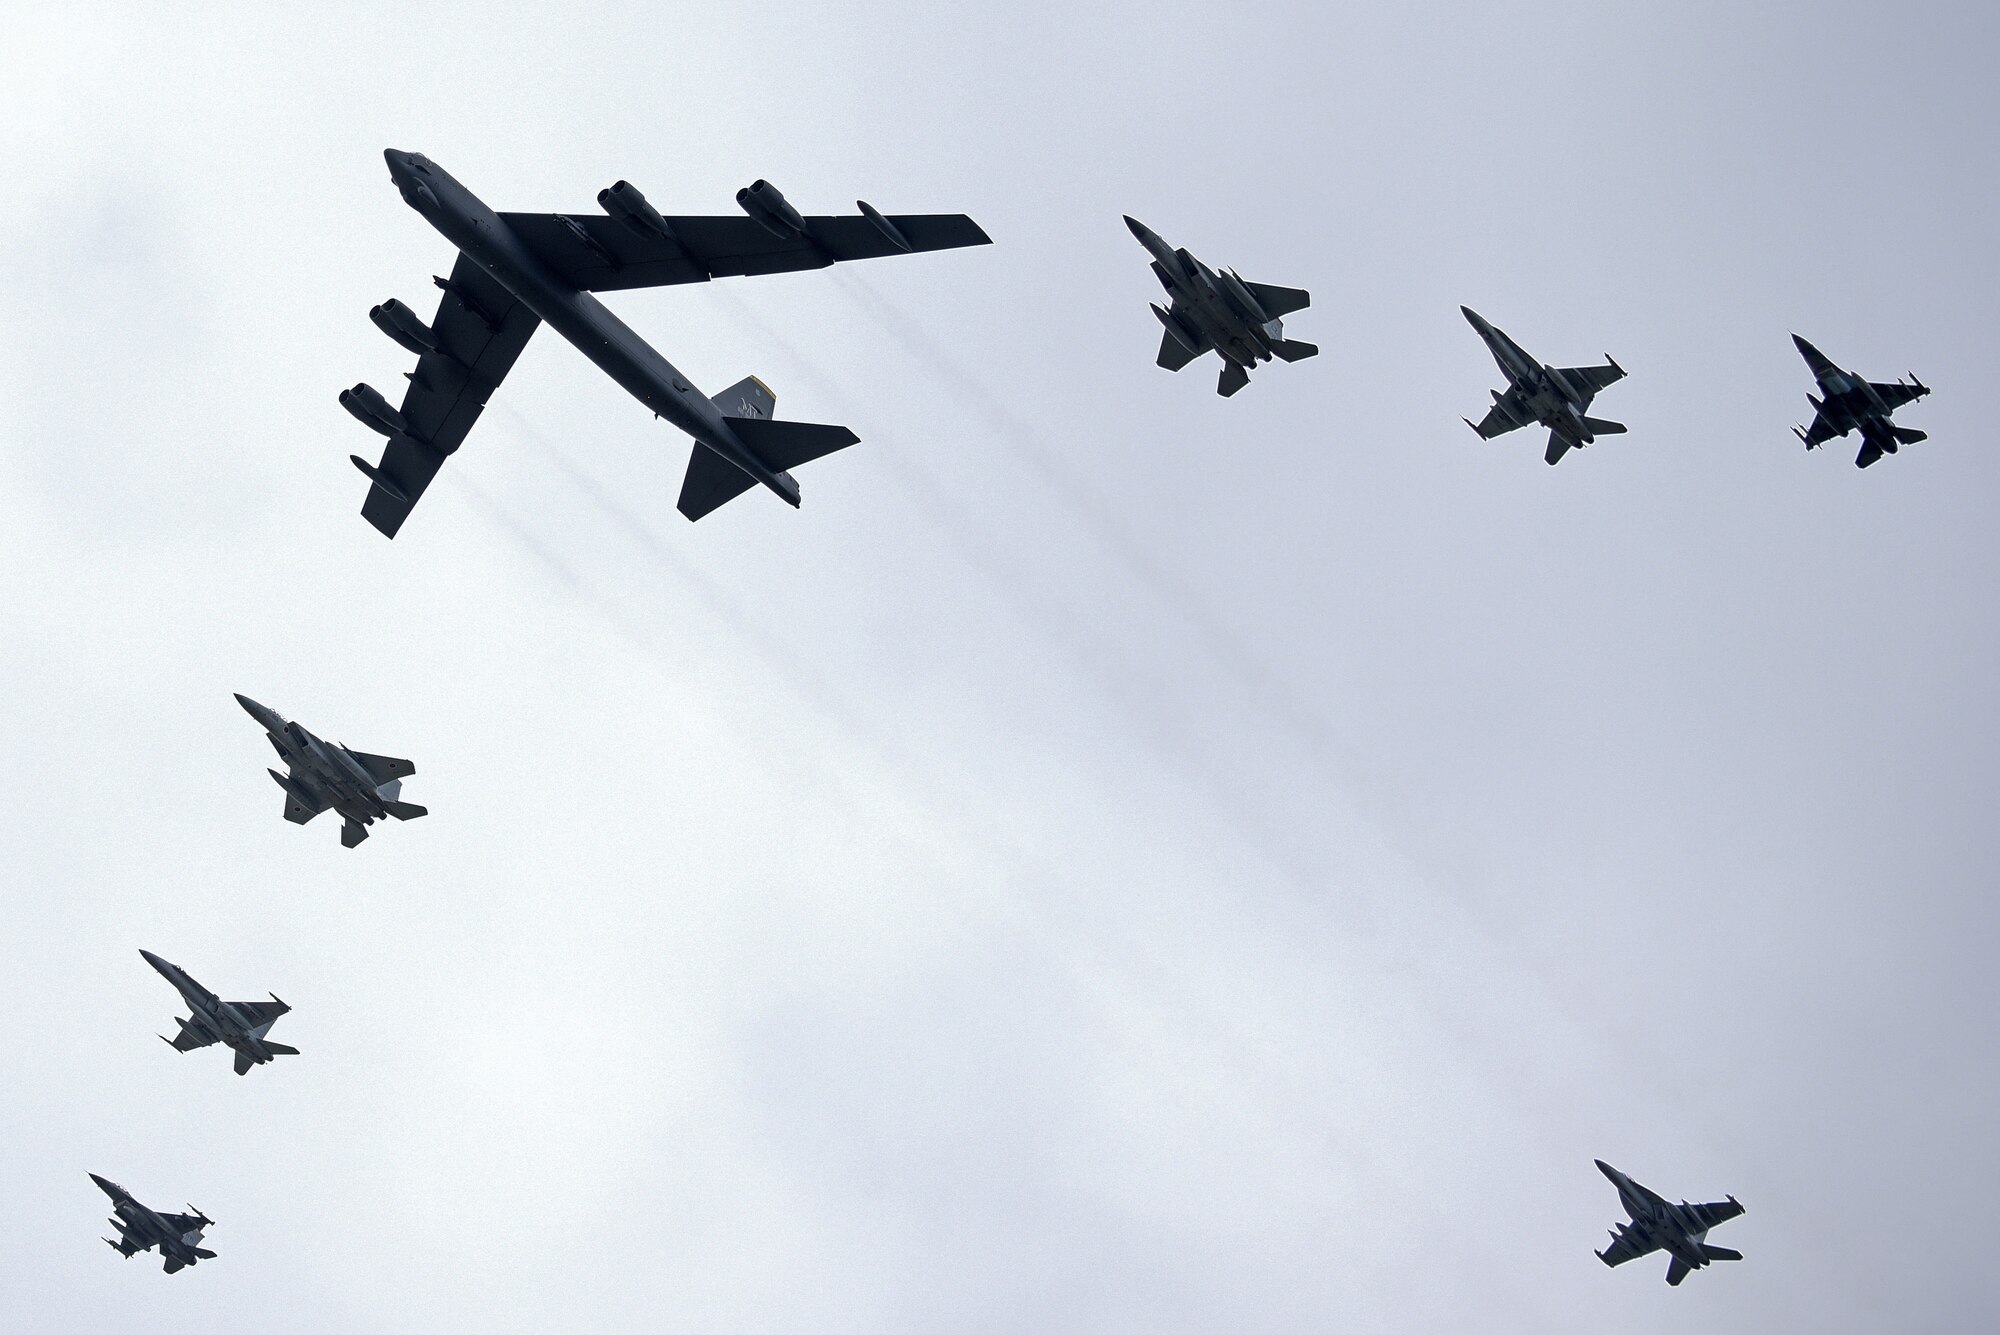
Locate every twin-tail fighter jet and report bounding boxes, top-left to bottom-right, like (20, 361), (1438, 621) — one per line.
(142, 950), (295, 1076)
(91, 1174), (215, 1274)
(1791, 335), (1929, 468)
(345, 151), (991, 534)
(236, 694), (424, 848)
(1461, 307), (1627, 464)
(1124, 216), (1316, 396)
(1594, 1159), (1745, 1286)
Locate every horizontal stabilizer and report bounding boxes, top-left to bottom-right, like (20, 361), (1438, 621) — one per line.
(729, 415), (859, 472)
(341, 818), (369, 849)
(1545, 434), (1574, 465)
(233, 1049), (254, 1075)
(1701, 1244), (1741, 1262)
(678, 446), (759, 521)
(1157, 328), (1200, 372)
(262, 1041), (299, 1057)
(1893, 426), (1927, 445)
(1218, 362), (1250, 397)
(381, 800), (428, 821)
(1582, 416), (1626, 436)
(1271, 339), (1318, 363)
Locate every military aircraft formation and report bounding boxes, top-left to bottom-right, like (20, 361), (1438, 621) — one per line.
(90, 139), (1935, 1287)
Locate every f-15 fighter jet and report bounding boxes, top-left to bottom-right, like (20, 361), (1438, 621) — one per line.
(141, 950), (295, 1076)
(1461, 307), (1627, 464)
(91, 1173), (215, 1274)
(1594, 1159), (1744, 1286)
(235, 694), (424, 848)
(346, 151), (990, 534)
(1124, 216), (1315, 396)
(1791, 335), (1929, 468)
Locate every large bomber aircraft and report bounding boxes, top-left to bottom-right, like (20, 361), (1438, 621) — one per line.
(1124, 215), (1315, 396)
(1461, 307), (1626, 464)
(345, 151), (990, 535)
(142, 950), (295, 1076)
(1791, 334), (1929, 468)
(91, 1174), (215, 1274)
(1594, 1159), (1745, 1286)
(235, 694), (424, 848)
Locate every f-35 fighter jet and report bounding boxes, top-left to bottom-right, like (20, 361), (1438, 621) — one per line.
(142, 950), (295, 1076)
(1594, 1159), (1744, 1286)
(1461, 307), (1627, 464)
(235, 694), (424, 848)
(1124, 216), (1315, 396)
(1792, 334), (1930, 468)
(91, 1173), (215, 1274)
(346, 151), (990, 534)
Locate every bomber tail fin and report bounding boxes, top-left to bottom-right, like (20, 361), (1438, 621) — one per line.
(711, 375), (777, 422)
(1270, 339), (1318, 363)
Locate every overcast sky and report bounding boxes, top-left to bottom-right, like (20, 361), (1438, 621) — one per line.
(3, 2), (1996, 1331)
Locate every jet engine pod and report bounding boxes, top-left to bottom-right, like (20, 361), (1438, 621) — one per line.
(369, 299), (438, 356)
(736, 179), (806, 238)
(340, 383), (407, 437)
(598, 180), (677, 244)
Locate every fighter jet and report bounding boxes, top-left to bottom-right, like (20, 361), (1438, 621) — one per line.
(1791, 335), (1929, 468)
(1460, 307), (1627, 464)
(141, 950), (295, 1076)
(235, 694), (424, 848)
(91, 1173), (215, 1274)
(1124, 216), (1316, 397)
(1594, 1159), (1744, 1286)
(346, 151), (991, 534)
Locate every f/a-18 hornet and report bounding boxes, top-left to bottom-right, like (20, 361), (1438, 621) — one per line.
(91, 1173), (215, 1274)
(1594, 1159), (1744, 1286)
(1791, 334), (1929, 468)
(345, 150), (990, 534)
(1461, 307), (1627, 464)
(1123, 216), (1315, 396)
(142, 949), (295, 1076)
(235, 693), (423, 848)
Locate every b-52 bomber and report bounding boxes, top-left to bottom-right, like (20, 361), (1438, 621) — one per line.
(1791, 334), (1930, 468)
(91, 1173), (215, 1274)
(236, 694), (423, 848)
(1461, 307), (1627, 464)
(142, 949), (295, 1076)
(1124, 216), (1315, 396)
(1594, 1159), (1745, 1286)
(345, 151), (990, 535)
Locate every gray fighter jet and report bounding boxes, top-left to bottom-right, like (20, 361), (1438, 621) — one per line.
(142, 949), (295, 1076)
(1792, 334), (1929, 468)
(346, 151), (990, 534)
(1124, 216), (1315, 396)
(235, 693), (424, 848)
(1594, 1159), (1744, 1286)
(91, 1174), (215, 1274)
(1461, 307), (1627, 464)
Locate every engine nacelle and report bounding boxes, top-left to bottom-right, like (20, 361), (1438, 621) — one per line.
(598, 180), (677, 244)
(339, 383), (406, 437)
(736, 179), (806, 238)
(370, 299), (438, 356)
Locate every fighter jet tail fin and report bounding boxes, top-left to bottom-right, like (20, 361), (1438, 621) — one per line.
(233, 1049), (255, 1076)
(1545, 434), (1574, 465)
(1217, 362), (1250, 397)
(1270, 339), (1318, 363)
(381, 800), (428, 821)
(340, 818), (369, 849)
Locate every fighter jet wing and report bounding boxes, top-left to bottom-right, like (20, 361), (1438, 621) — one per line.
(354, 253), (543, 538)
(1867, 379), (1927, 411)
(499, 210), (991, 292)
(1689, 1198), (1744, 1228)
(1596, 1232), (1660, 1267)
(282, 789), (325, 825)
(344, 750), (414, 783)
(1468, 388), (1531, 439)
(157, 1212), (206, 1236)
(1242, 279), (1310, 319)
(1555, 361), (1626, 395)
(229, 1000), (287, 1032)
(1798, 409), (1840, 447)
(168, 1028), (218, 1052)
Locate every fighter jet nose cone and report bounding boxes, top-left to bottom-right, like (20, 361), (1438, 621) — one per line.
(1594, 1159), (1618, 1177)
(1460, 305), (1482, 324)
(1123, 215), (1145, 236)
(89, 1173), (115, 1192)
(139, 948), (162, 966)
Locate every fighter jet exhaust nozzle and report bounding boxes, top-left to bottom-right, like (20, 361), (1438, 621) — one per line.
(598, 180), (678, 244)
(737, 180), (806, 238)
(340, 384), (407, 438)
(369, 299), (438, 356)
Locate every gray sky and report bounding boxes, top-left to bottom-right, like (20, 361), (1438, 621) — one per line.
(3, 2), (1996, 1330)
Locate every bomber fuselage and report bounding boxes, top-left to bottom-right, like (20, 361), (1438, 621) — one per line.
(382, 151), (795, 505)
